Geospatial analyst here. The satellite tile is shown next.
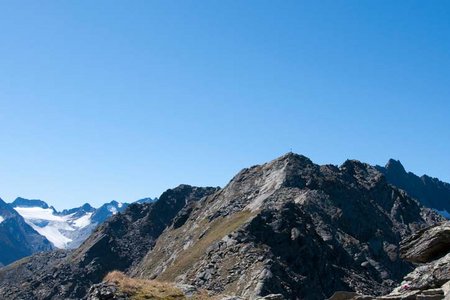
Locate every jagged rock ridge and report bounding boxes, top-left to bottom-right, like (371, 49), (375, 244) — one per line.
(376, 159), (450, 217)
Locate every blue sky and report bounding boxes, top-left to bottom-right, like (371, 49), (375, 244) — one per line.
(0, 1), (449, 209)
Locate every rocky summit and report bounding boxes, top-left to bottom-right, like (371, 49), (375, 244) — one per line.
(0, 153), (445, 300)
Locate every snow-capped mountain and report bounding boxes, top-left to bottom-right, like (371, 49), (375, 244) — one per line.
(11, 198), (132, 249)
(0, 198), (53, 266)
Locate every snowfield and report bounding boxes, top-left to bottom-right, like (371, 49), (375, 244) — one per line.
(11, 199), (133, 249)
(14, 206), (94, 249)
(72, 212), (93, 228)
(14, 207), (65, 222)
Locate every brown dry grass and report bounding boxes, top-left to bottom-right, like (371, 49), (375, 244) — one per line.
(105, 271), (184, 299)
(104, 271), (215, 300)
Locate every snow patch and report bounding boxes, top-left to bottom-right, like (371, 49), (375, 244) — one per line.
(0, 216), (4, 223)
(108, 205), (118, 215)
(14, 207), (64, 222)
(28, 223), (72, 248)
(71, 212), (93, 228)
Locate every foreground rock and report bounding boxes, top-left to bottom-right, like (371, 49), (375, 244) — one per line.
(400, 222), (450, 263)
(329, 221), (450, 300)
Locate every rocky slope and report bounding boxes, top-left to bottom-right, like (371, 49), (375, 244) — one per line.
(0, 198), (53, 266)
(0, 153), (444, 299)
(376, 159), (450, 217)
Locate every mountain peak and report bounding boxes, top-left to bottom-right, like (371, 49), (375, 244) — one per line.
(81, 203), (94, 211)
(11, 197), (49, 209)
(385, 158), (407, 174)
(274, 152), (314, 166)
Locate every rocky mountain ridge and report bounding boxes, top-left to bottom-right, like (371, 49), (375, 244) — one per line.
(376, 159), (450, 218)
(0, 153), (444, 300)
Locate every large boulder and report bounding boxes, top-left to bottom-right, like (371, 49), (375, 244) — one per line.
(400, 222), (450, 263)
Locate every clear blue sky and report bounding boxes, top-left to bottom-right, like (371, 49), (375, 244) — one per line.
(0, 1), (449, 209)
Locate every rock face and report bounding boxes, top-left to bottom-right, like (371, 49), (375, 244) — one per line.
(0, 185), (218, 300)
(329, 221), (450, 300)
(0, 198), (53, 266)
(0, 153), (444, 299)
(376, 159), (450, 217)
(392, 222), (450, 298)
(400, 222), (450, 264)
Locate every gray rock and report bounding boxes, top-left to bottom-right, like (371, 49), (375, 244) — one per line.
(175, 283), (198, 297)
(87, 282), (128, 300)
(401, 222), (450, 263)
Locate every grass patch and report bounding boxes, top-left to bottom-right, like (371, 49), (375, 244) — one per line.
(105, 271), (215, 300)
(105, 271), (185, 300)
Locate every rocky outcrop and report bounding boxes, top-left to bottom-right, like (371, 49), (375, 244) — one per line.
(390, 222), (450, 299)
(329, 221), (450, 300)
(87, 283), (129, 300)
(400, 222), (450, 263)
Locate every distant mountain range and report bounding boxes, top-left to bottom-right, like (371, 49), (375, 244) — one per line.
(0, 196), (155, 266)
(376, 159), (450, 218)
